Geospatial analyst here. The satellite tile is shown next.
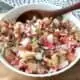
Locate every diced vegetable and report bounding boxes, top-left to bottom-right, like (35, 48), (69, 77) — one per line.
(1, 16), (79, 74)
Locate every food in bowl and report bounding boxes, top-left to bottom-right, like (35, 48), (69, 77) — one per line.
(0, 16), (80, 74)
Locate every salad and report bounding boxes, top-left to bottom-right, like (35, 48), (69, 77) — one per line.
(0, 16), (80, 74)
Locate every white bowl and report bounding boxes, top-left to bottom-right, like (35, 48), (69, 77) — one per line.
(0, 3), (80, 77)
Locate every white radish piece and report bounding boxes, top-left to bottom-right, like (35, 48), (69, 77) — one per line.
(20, 38), (30, 47)
(31, 25), (37, 34)
(47, 34), (54, 43)
(35, 52), (43, 61)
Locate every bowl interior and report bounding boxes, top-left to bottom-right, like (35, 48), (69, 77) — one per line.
(0, 3), (80, 77)
(1, 3), (61, 24)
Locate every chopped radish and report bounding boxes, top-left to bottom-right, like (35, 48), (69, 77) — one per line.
(35, 52), (43, 60)
(47, 34), (54, 43)
(20, 38), (31, 47)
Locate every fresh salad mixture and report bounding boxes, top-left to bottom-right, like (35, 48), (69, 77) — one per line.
(0, 16), (80, 74)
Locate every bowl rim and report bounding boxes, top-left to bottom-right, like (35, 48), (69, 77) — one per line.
(0, 2), (62, 20)
(0, 2), (80, 77)
(0, 54), (80, 77)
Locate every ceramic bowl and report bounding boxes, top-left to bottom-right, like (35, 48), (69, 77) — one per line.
(0, 3), (80, 77)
